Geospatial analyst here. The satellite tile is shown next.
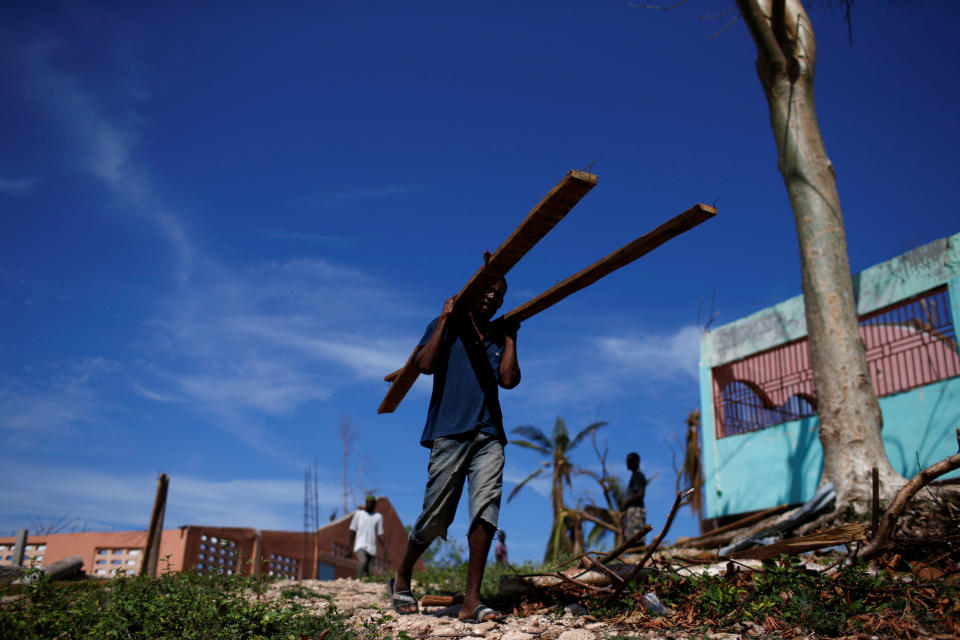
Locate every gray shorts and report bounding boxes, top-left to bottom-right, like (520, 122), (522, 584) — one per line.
(624, 506), (647, 542)
(410, 430), (504, 544)
(355, 548), (372, 578)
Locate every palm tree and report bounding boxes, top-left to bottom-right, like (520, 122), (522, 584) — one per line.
(508, 417), (606, 561)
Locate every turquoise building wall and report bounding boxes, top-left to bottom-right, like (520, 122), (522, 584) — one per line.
(699, 233), (960, 519)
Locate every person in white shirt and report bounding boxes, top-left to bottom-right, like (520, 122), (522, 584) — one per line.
(349, 495), (386, 578)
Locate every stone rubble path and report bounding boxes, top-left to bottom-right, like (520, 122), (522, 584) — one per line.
(261, 577), (754, 640)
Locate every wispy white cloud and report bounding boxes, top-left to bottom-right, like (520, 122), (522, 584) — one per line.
(228, 320), (404, 381)
(130, 383), (179, 403)
(267, 232), (355, 248)
(300, 185), (421, 208)
(10, 42), (422, 441)
(20, 40), (195, 281)
(168, 475), (341, 528)
(0, 358), (120, 437)
(0, 178), (39, 197)
(0, 268), (71, 308)
(504, 324), (701, 418)
(595, 324), (701, 380)
(5, 44), (422, 456)
(0, 460), (340, 533)
(139, 256), (419, 420)
(173, 362), (332, 416)
(504, 464), (551, 499)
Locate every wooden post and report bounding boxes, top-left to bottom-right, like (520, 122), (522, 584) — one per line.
(252, 530), (263, 576)
(140, 473), (169, 578)
(11, 529), (27, 567)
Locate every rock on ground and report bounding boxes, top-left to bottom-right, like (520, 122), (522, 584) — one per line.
(259, 577), (778, 639)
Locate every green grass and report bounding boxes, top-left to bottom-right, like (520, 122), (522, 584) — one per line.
(360, 535), (558, 600)
(586, 557), (957, 637)
(410, 557), (548, 600)
(9, 552), (951, 639)
(0, 568), (380, 640)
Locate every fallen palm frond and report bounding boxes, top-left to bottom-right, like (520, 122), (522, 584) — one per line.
(676, 409), (703, 519)
(728, 523), (868, 560)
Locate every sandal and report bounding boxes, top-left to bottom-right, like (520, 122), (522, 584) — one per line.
(387, 578), (419, 615)
(460, 604), (506, 624)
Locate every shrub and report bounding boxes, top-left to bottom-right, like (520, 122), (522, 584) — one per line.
(0, 568), (364, 640)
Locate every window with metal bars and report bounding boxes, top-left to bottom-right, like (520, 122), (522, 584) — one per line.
(713, 286), (959, 437)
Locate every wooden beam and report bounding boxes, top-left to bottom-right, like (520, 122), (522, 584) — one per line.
(377, 170), (597, 414)
(453, 169), (597, 313)
(140, 473), (169, 578)
(673, 503), (791, 548)
(501, 203), (716, 325)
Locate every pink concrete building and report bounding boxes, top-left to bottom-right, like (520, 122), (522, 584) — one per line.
(0, 497), (418, 580)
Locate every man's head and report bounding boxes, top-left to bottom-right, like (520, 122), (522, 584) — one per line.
(626, 452), (640, 471)
(497, 530), (506, 542)
(364, 495), (376, 513)
(473, 276), (507, 321)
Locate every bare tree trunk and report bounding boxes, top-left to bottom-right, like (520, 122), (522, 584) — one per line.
(572, 512), (585, 556)
(735, 0), (904, 507)
(552, 452), (565, 518)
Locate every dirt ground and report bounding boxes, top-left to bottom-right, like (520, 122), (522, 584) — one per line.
(260, 577), (766, 640)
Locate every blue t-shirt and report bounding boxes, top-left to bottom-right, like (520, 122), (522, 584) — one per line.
(416, 315), (508, 448)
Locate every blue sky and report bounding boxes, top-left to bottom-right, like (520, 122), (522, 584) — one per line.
(2, 1), (958, 563)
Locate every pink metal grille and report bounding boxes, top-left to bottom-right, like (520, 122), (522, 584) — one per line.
(860, 288), (959, 396)
(714, 287), (959, 437)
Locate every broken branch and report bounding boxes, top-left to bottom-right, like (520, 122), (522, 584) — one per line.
(576, 509), (621, 534)
(858, 428), (960, 563)
(599, 524), (654, 565)
(584, 555), (625, 586)
(552, 570), (611, 594)
(609, 489), (693, 600)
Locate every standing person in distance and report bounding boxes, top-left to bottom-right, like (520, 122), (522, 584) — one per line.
(494, 530), (508, 567)
(349, 495), (387, 578)
(621, 452), (647, 545)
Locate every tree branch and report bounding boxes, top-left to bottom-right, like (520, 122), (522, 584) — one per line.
(857, 428), (960, 563)
(706, 15), (741, 41)
(700, 6), (738, 21)
(576, 509), (621, 534)
(608, 489), (693, 601)
(736, 0), (789, 83)
(584, 555), (626, 586)
(599, 524), (654, 564)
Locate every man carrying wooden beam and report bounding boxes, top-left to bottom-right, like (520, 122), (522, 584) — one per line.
(387, 277), (520, 624)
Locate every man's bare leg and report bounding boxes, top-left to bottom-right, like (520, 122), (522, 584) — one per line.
(393, 537), (430, 613)
(459, 519), (495, 621)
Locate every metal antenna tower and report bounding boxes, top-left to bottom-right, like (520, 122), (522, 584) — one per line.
(303, 463), (319, 579)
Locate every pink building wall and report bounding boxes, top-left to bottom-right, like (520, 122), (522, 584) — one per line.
(0, 497), (419, 580)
